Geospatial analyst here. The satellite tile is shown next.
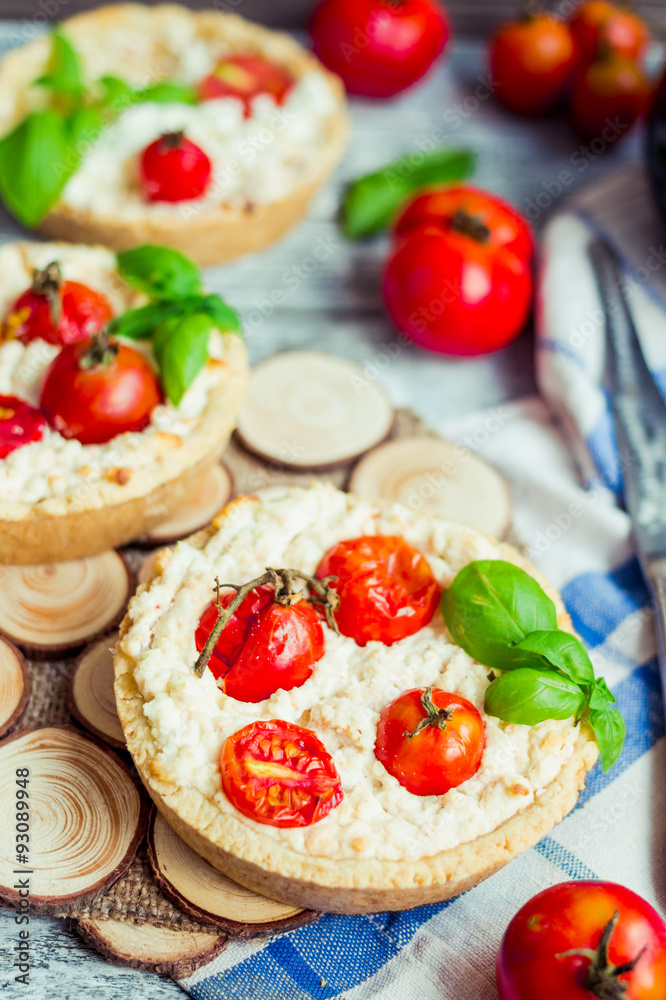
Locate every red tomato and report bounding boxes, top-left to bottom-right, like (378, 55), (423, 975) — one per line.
(394, 185), (534, 264)
(195, 584), (325, 703)
(383, 224), (532, 355)
(309, 0), (450, 99)
(0, 395), (45, 458)
(220, 719), (343, 827)
(571, 54), (649, 139)
(199, 55), (293, 113)
(570, 1), (650, 64)
(497, 881), (666, 1000)
(4, 267), (113, 347)
(490, 14), (576, 115)
(139, 132), (212, 203)
(316, 535), (440, 646)
(40, 337), (163, 445)
(375, 687), (484, 795)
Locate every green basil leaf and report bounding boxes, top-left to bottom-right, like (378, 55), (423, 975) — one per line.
(588, 707), (625, 771)
(441, 560), (558, 671)
(197, 293), (242, 334)
(135, 81), (199, 105)
(96, 74), (137, 119)
(36, 29), (86, 99)
(514, 630), (595, 686)
(116, 245), (202, 300)
(485, 668), (588, 726)
(107, 301), (187, 340)
(0, 109), (75, 228)
(67, 104), (105, 151)
(341, 147), (475, 240)
(154, 311), (214, 406)
(588, 677), (616, 710)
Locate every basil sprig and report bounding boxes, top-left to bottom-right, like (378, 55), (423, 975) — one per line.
(107, 245), (242, 407)
(341, 146), (475, 240)
(441, 560), (625, 771)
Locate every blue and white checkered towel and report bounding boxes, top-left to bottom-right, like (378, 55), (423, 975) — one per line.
(178, 165), (666, 999)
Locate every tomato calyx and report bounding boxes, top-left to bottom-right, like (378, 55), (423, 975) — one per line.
(450, 209), (491, 245)
(404, 685), (454, 739)
(78, 328), (119, 371)
(31, 261), (62, 328)
(157, 130), (186, 152)
(557, 910), (646, 999)
(193, 567), (340, 678)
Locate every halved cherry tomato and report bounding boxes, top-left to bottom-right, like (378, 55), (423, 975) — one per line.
(316, 535), (440, 646)
(571, 53), (649, 140)
(4, 263), (113, 347)
(570, 1), (650, 64)
(375, 686), (484, 795)
(220, 719), (343, 827)
(0, 395), (45, 458)
(490, 14), (576, 115)
(40, 336), (163, 445)
(199, 55), (293, 113)
(497, 881), (666, 999)
(394, 185), (534, 263)
(195, 584), (325, 703)
(139, 132), (212, 203)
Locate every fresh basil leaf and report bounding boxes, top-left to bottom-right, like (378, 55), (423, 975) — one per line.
(135, 81), (199, 105)
(197, 293), (242, 334)
(588, 707), (625, 771)
(36, 29), (86, 99)
(441, 560), (558, 671)
(0, 109), (75, 228)
(514, 630), (595, 686)
(107, 301), (187, 340)
(588, 677), (616, 710)
(96, 74), (137, 118)
(67, 104), (105, 152)
(116, 245), (202, 300)
(485, 667), (588, 726)
(341, 147), (475, 240)
(154, 311), (214, 406)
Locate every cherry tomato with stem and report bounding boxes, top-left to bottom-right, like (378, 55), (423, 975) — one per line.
(570, 1), (650, 64)
(199, 54), (293, 113)
(571, 52), (649, 140)
(0, 395), (45, 458)
(490, 13), (576, 115)
(139, 132), (212, 203)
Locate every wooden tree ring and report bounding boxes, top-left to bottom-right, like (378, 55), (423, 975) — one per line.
(147, 812), (319, 937)
(236, 351), (394, 469)
(0, 725), (147, 911)
(349, 436), (512, 538)
(139, 463), (234, 546)
(77, 916), (226, 977)
(68, 633), (125, 749)
(0, 638), (29, 739)
(0, 552), (133, 658)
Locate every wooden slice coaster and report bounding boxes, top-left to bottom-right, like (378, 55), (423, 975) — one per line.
(0, 725), (147, 911)
(349, 436), (512, 538)
(77, 916), (226, 977)
(147, 812), (319, 937)
(0, 638), (29, 739)
(236, 351), (394, 469)
(0, 551), (134, 659)
(68, 633), (125, 749)
(138, 463), (234, 547)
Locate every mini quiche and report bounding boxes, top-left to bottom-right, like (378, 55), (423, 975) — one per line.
(0, 241), (247, 564)
(114, 483), (601, 915)
(0, 4), (347, 265)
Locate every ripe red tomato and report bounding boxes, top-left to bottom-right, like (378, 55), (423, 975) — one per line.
(195, 584), (325, 703)
(0, 395), (45, 458)
(139, 132), (212, 203)
(309, 0), (450, 99)
(220, 719), (344, 827)
(40, 337), (163, 445)
(4, 268), (113, 347)
(497, 881), (666, 999)
(490, 14), (576, 115)
(571, 54), (649, 139)
(199, 55), (293, 113)
(375, 687), (484, 795)
(570, 1), (650, 64)
(383, 223), (532, 355)
(394, 185), (534, 264)
(316, 535), (440, 646)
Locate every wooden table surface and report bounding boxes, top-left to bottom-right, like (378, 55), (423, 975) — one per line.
(0, 23), (645, 1000)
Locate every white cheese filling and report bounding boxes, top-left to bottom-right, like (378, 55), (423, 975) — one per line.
(121, 484), (579, 863)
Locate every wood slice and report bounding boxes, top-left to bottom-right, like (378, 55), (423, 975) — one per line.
(68, 633), (125, 749)
(236, 351), (394, 469)
(147, 812), (319, 937)
(137, 548), (172, 587)
(138, 463), (234, 546)
(77, 916), (227, 977)
(0, 638), (29, 739)
(0, 725), (147, 911)
(0, 552), (134, 659)
(349, 435), (512, 538)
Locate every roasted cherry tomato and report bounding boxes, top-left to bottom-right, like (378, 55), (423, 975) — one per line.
(0, 395), (45, 459)
(220, 719), (344, 827)
(4, 263), (113, 347)
(195, 584), (325, 703)
(490, 14), (576, 115)
(199, 54), (293, 112)
(394, 185), (534, 263)
(383, 222), (532, 355)
(40, 336), (163, 445)
(570, 1), (650, 64)
(310, 0), (450, 99)
(375, 686), (484, 796)
(139, 132), (212, 203)
(497, 881), (666, 999)
(316, 535), (440, 646)
(571, 53), (649, 139)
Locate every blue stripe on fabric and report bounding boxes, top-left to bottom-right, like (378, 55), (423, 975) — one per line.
(561, 556), (650, 648)
(535, 838), (597, 880)
(539, 337), (590, 373)
(654, 368), (666, 400)
(585, 407), (623, 497)
(190, 948), (305, 1000)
